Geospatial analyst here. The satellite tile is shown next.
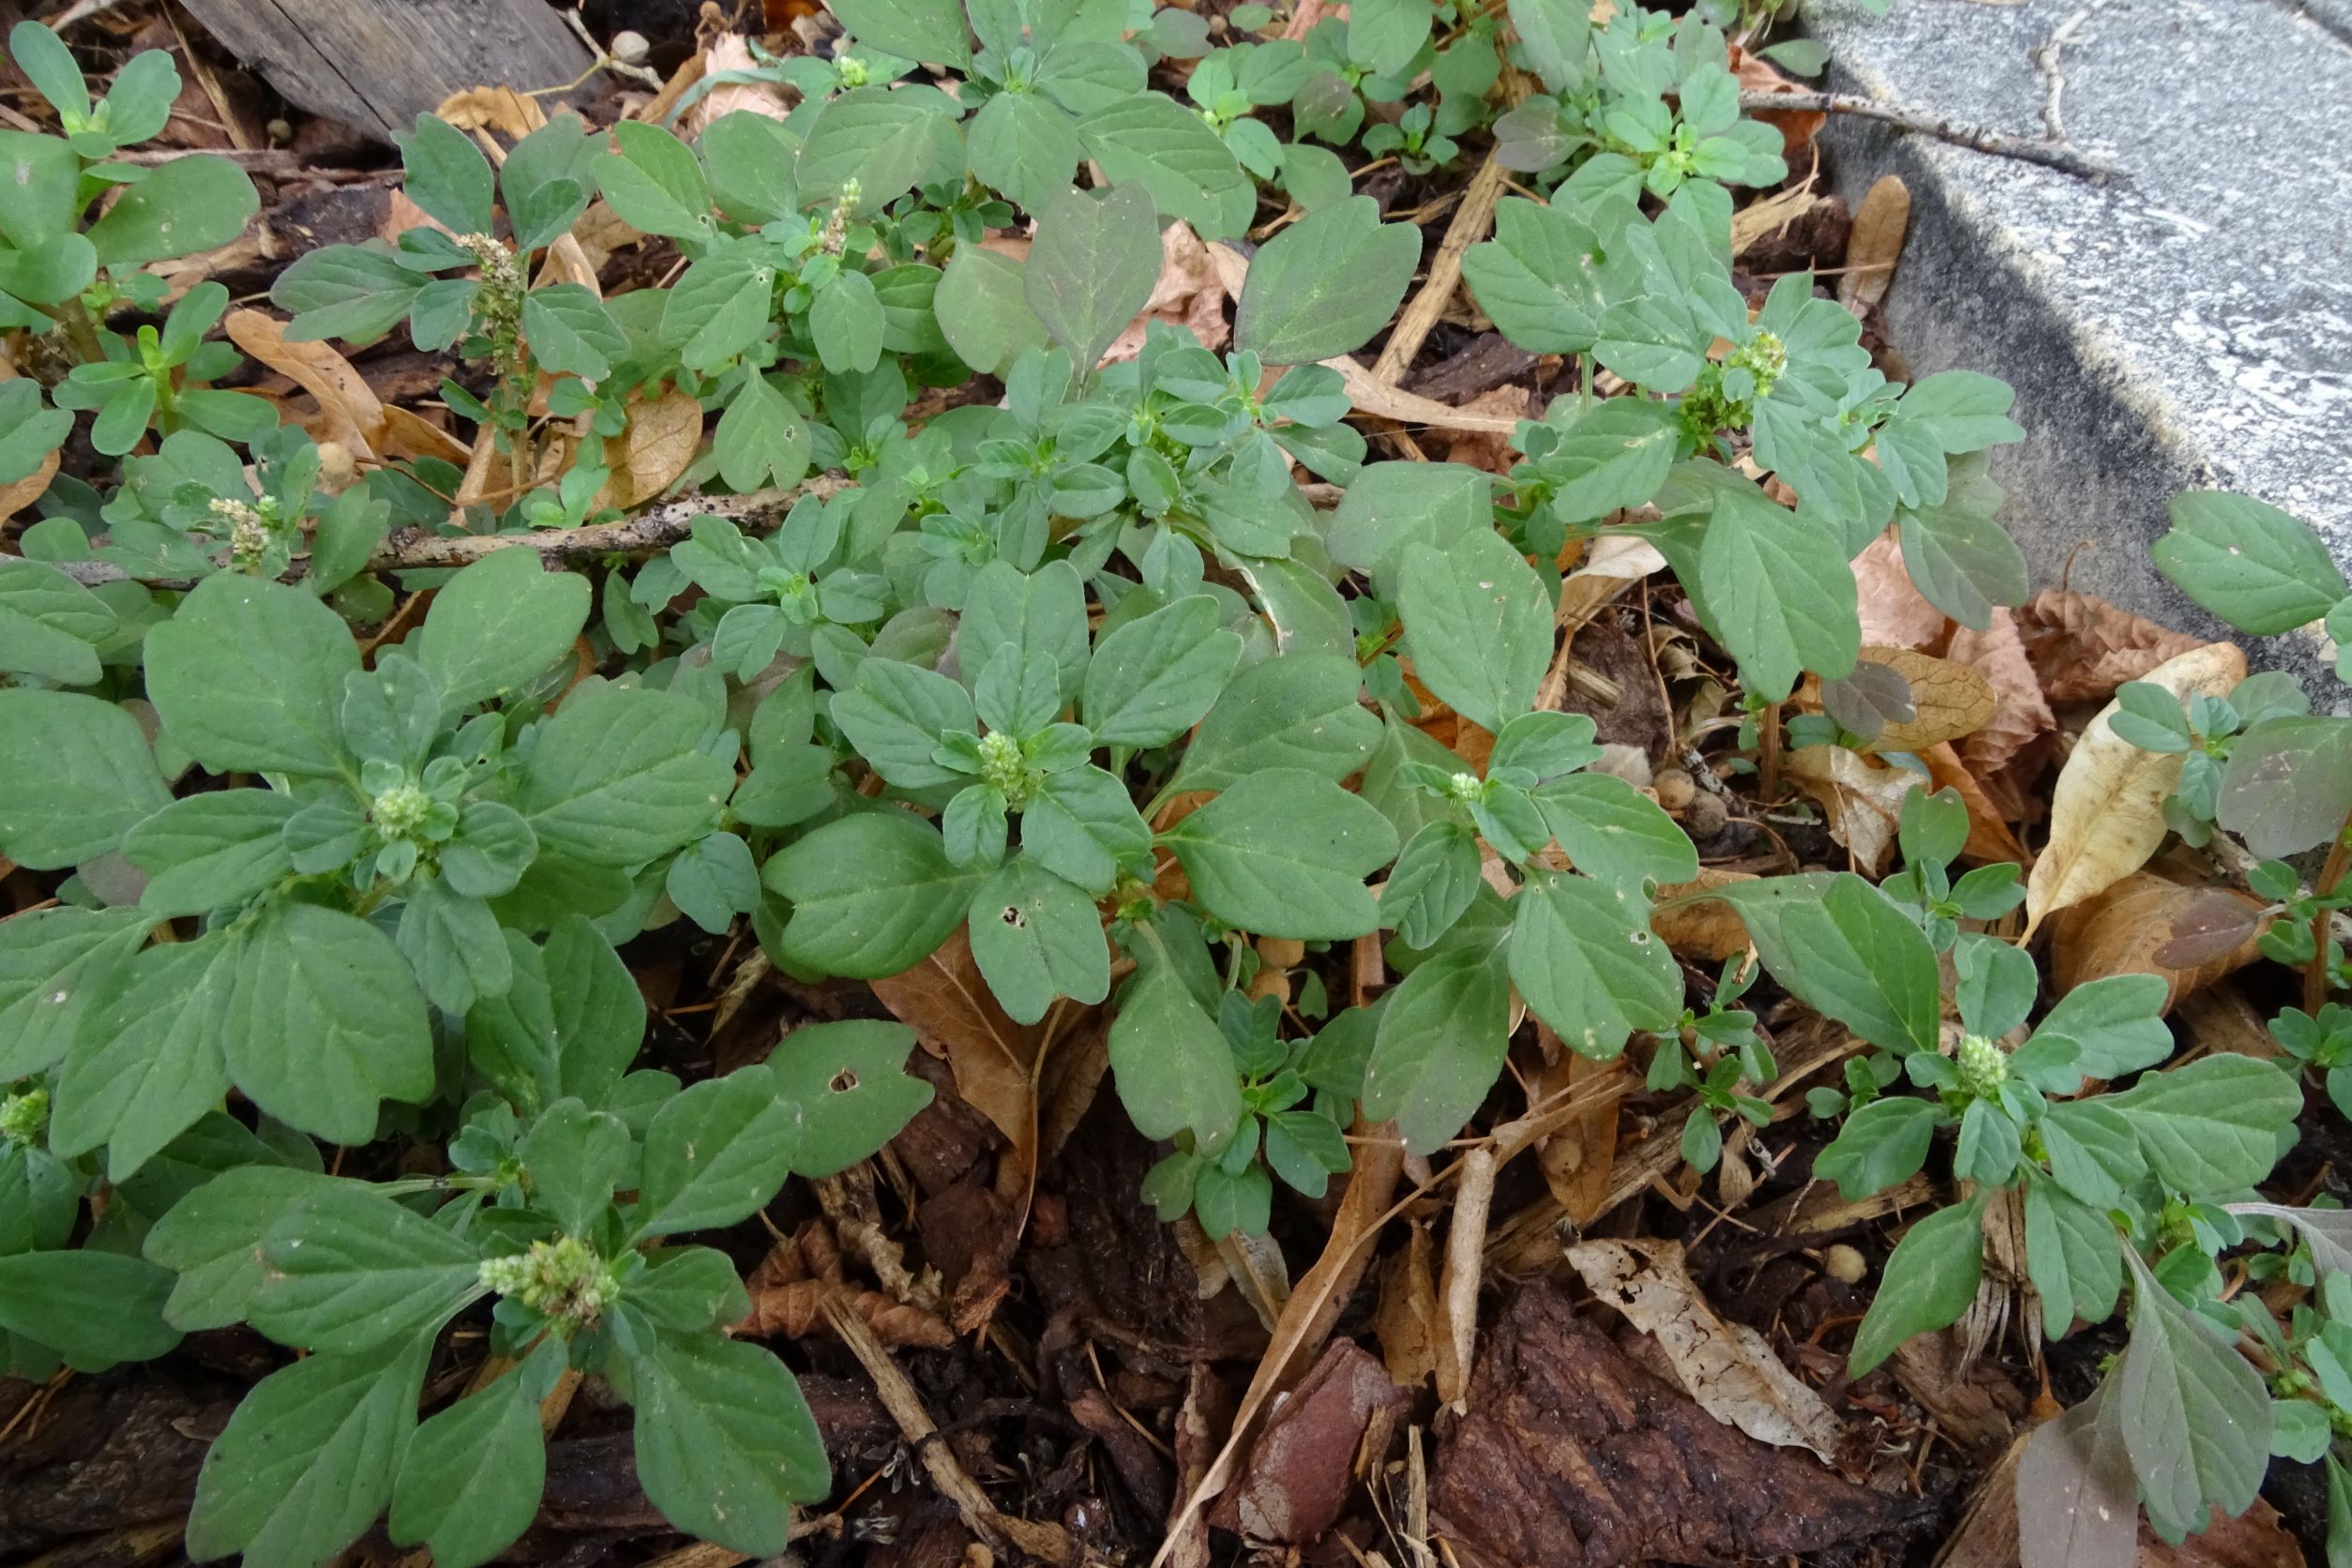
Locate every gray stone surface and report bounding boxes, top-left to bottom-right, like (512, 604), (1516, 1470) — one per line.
(1802, 0), (2351, 696)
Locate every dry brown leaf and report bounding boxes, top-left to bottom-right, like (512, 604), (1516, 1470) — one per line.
(1216, 1227), (1293, 1334)
(1785, 744), (1918, 873)
(1947, 608), (2058, 779)
(0, 448), (60, 523)
(1838, 174), (1909, 315)
(2024, 642), (2246, 936)
(1854, 644), (1998, 752)
(1214, 1341), (1410, 1546)
(1851, 534), (1950, 650)
(2049, 871), (2268, 1013)
(2016, 589), (2206, 704)
(378, 403), (473, 466)
(1727, 45), (1828, 159)
(1534, 1046), (1623, 1225)
(1564, 1237), (1846, 1462)
(1432, 386), (1533, 474)
(737, 1229), (955, 1348)
(380, 188), (454, 246)
(1375, 1219), (1440, 1389)
(870, 924), (1043, 1177)
(1104, 220), (1230, 363)
(433, 85), (547, 138)
(225, 309), (380, 460)
(686, 35), (792, 135)
(597, 388), (703, 510)
(1334, 354), (1523, 432)
(1922, 743), (2033, 865)
(1653, 867), (1762, 960)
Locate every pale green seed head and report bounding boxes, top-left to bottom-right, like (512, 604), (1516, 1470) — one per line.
(977, 731), (1028, 806)
(0, 1087), (48, 1148)
(1956, 1033), (2008, 1098)
(1444, 771), (1486, 807)
(372, 783), (434, 841)
(477, 1235), (621, 1327)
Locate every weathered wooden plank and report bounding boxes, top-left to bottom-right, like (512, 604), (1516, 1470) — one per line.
(179, 0), (596, 143)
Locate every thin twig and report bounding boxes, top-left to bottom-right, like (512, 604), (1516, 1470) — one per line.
(49, 475), (852, 589)
(1740, 90), (2122, 180)
(2033, 0), (2115, 143)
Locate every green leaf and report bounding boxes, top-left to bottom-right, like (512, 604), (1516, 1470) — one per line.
(0, 1249), (180, 1370)
(466, 916), (643, 1115)
(520, 684), (732, 867)
(1395, 531), (1552, 733)
(1736, 873), (1941, 1056)
(1460, 197), (1606, 353)
(969, 89), (1084, 210)
(1108, 957), (1246, 1156)
(812, 266), (885, 374)
(415, 548), (593, 716)
(1876, 372), (2022, 508)
(142, 1164), (333, 1330)
(1381, 822), (1482, 948)
(629, 1247), (752, 1334)
(1325, 461), (1490, 586)
(2040, 1101), (2145, 1210)
(1167, 652), (1380, 793)
(765, 1018), (934, 1178)
(662, 243), (776, 369)
(665, 830), (761, 935)
(1075, 96), (1248, 235)
(2219, 715), (2352, 858)
(520, 1099), (633, 1235)
(500, 115), (597, 250)
(86, 154), (257, 266)
(969, 856), (1111, 1024)
(714, 371), (809, 491)
(521, 283), (626, 381)
(1083, 594), (1243, 746)
(765, 811), (985, 977)
(831, 0), (971, 64)
(626, 1334), (828, 1553)
(1849, 1191), (1986, 1374)
(592, 122), (711, 239)
(249, 1184), (484, 1353)
(1025, 184), (1163, 371)
(2115, 1248), (2271, 1526)
(2154, 490), (2347, 636)
(2103, 1052), (2300, 1194)
(961, 557), (1090, 700)
(121, 790), (295, 917)
(936, 247), (1048, 376)
(1348, 0), (1429, 74)
(53, 933), (239, 1180)
(1815, 1094), (1944, 1201)
(2025, 1179), (2121, 1336)
(638, 1064), (801, 1236)
(1693, 480), (1859, 701)
(225, 902), (434, 1145)
(1533, 772), (1698, 889)
(0, 555), (112, 683)
(796, 86), (965, 215)
(0, 904), (149, 1079)
(272, 243), (426, 342)
(388, 1359), (548, 1568)
(1162, 769), (1398, 940)
(1361, 943), (1513, 1153)
(1024, 765), (1153, 894)
(0, 690), (170, 868)
(1895, 456), (2028, 633)
(187, 1338), (430, 1568)
(147, 573), (360, 777)
(1234, 195), (1420, 366)
(2030, 973), (2172, 1083)
(397, 113), (494, 234)
(1506, 869), (1682, 1058)
(396, 875), (511, 1015)
(1505, 0), (1589, 93)
(699, 111), (801, 226)
(831, 658), (977, 788)
(8, 21), (90, 123)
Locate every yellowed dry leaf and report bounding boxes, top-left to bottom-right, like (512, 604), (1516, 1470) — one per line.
(380, 188), (453, 246)
(2023, 641), (2247, 936)
(1851, 534), (1949, 650)
(1653, 867), (1762, 960)
(1332, 355), (1521, 432)
(1104, 219), (1229, 363)
(1534, 1048), (1624, 1224)
(1727, 47), (1827, 161)
(225, 309), (378, 459)
(2050, 871), (2268, 1014)
(433, 85), (546, 138)
(597, 388), (703, 509)
(1947, 607), (2057, 779)
(686, 36), (792, 134)
(1859, 644), (1998, 752)
(378, 403), (473, 466)
(0, 447), (60, 522)
(1564, 1237), (1846, 1462)
(1785, 744), (1917, 873)
(1838, 174), (1909, 314)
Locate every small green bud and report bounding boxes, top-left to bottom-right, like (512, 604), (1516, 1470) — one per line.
(976, 730), (1030, 807)
(372, 783), (434, 841)
(0, 1086), (48, 1148)
(477, 1235), (621, 1328)
(1955, 1033), (2008, 1098)
(1443, 771), (1486, 807)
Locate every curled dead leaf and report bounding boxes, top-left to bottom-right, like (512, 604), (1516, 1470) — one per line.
(2023, 641), (2246, 937)
(1851, 535), (1949, 651)
(1564, 1237), (1846, 1462)
(1104, 220), (1231, 363)
(225, 309), (380, 459)
(1375, 1218), (1440, 1388)
(378, 403), (473, 466)
(1858, 645), (1997, 752)
(2016, 589), (2205, 704)
(0, 447), (60, 523)
(1838, 174), (1908, 315)
(1653, 867), (1763, 961)
(1946, 607), (2057, 781)
(1727, 45), (1828, 159)
(1785, 744), (1919, 874)
(2049, 870), (2267, 1013)
(433, 84), (546, 138)
(1922, 743), (2032, 866)
(1534, 1047), (1624, 1225)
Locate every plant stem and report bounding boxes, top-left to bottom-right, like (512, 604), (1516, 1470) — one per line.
(2307, 808), (2352, 1011)
(50, 296), (106, 364)
(1758, 701), (1782, 800)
